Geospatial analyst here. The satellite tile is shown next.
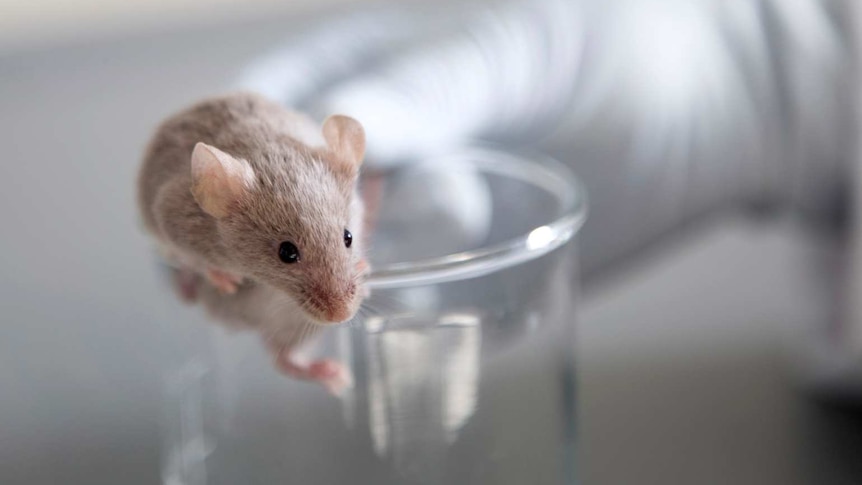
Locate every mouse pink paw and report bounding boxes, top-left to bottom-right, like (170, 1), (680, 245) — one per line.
(275, 353), (353, 396)
(206, 268), (242, 294)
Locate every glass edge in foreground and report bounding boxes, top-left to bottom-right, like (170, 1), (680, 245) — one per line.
(365, 147), (587, 289)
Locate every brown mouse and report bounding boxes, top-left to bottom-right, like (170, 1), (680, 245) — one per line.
(139, 92), (368, 387)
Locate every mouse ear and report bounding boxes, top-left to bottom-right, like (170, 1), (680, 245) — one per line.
(190, 142), (255, 218)
(322, 115), (365, 174)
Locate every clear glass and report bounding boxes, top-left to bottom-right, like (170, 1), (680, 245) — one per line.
(160, 147), (586, 485)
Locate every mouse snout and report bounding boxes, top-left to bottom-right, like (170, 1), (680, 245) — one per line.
(306, 281), (358, 324)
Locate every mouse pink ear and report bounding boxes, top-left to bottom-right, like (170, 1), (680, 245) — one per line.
(190, 142), (255, 218)
(322, 115), (365, 174)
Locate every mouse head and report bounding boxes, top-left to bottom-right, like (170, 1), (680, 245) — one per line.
(190, 115), (367, 324)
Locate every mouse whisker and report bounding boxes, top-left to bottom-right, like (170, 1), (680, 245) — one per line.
(356, 305), (375, 320)
(363, 294), (408, 315)
(295, 320), (315, 347)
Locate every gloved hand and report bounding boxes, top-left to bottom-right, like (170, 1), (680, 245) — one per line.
(235, 0), (852, 280)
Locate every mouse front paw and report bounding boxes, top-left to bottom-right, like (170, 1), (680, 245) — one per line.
(275, 352), (354, 397)
(206, 268), (243, 294)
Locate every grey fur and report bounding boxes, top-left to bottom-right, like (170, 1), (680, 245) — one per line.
(138, 92), (367, 331)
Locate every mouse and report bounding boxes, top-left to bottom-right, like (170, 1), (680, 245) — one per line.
(139, 92), (369, 388)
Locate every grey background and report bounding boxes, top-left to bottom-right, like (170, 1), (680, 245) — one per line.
(0, 6), (860, 485)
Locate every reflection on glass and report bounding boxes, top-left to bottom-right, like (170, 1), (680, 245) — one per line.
(355, 310), (481, 460)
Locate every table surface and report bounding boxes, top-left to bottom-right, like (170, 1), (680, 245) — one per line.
(0, 10), (860, 485)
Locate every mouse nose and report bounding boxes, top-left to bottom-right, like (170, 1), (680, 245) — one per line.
(323, 305), (352, 323)
(308, 283), (357, 323)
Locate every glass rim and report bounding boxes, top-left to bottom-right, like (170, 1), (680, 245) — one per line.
(366, 146), (587, 289)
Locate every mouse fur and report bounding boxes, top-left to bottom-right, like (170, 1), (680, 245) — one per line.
(138, 92), (367, 325)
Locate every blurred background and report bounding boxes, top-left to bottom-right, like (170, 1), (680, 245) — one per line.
(1, 0), (861, 483)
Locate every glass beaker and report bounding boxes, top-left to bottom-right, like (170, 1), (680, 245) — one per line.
(160, 146), (586, 485)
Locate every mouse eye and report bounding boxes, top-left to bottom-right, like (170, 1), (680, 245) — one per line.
(278, 241), (300, 264)
(344, 229), (353, 248)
